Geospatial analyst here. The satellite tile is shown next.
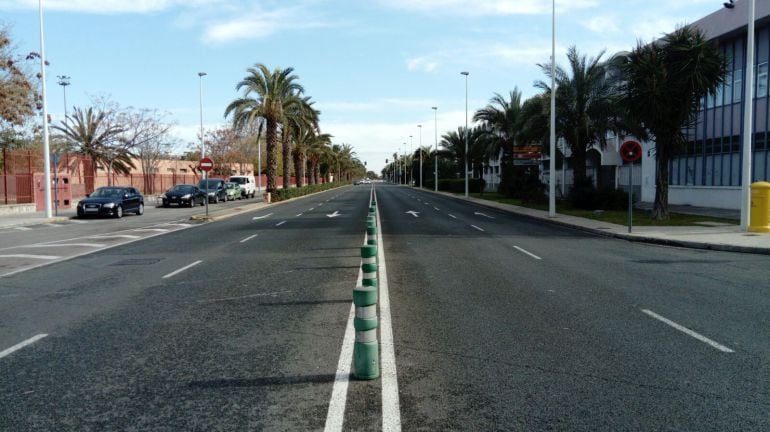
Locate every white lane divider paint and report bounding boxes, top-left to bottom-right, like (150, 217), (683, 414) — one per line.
(513, 246), (542, 260)
(641, 309), (734, 353)
(474, 212), (495, 219)
(14, 227), (32, 231)
(253, 213), (274, 220)
(276, 221), (286, 227)
(309, 207), (315, 211)
(448, 214), (457, 219)
(324, 282), (359, 432)
(0, 334), (48, 359)
(0, 254), (61, 260)
(240, 234), (257, 243)
(24, 243), (106, 248)
(433, 207), (440, 211)
(375, 191), (402, 432)
(133, 228), (170, 233)
(90, 234), (141, 239)
(471, 225), (485, 232)
(296, 213), (303, 217)
(162, 260), (202, 279)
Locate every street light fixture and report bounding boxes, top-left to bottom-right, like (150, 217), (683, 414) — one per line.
(38, 0), (52, 218)
(461, 71), (469, 197)
(432, 107), (438, 192)
(724, 0), (754, 230)
(418, 124), (423, 188)
(548, 0), (557, 217)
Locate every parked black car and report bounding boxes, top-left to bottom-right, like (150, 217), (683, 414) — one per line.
(198, 178), (227, 203)
(76, 186), (144, 218)
(163, 184), (206, 207)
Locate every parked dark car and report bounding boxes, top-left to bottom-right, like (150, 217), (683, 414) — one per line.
(198, 178), (227, 203)
(162, 184), (205, 207)
(76, 186), (144, 218)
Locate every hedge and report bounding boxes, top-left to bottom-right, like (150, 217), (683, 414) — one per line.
(271, 182), (348, 202)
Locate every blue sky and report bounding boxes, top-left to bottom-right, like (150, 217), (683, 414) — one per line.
(3, 0), (723, 173)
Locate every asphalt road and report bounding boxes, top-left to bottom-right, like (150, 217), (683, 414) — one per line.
(1, 183), (768, 431)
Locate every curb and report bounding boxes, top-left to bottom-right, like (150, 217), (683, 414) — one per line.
(417, 187), (770, 256)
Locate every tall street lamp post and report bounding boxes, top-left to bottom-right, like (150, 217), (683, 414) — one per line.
(409, 135), (413, 186)
(549, 0), (557, 217)
(38, 0), (52, 218)
(198, 71), (208, 216)
(418, 124), (423, 188)
(461, 71), (469, 197)
(55, 75), (70, 217)
(432, 107), (438, 192)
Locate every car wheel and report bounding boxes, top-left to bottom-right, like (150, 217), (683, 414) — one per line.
(163, 202), (169, 208)
(115, 205), (123, 218)
(137, 203), (144, 215)
(214, 195), (219, 204)
(77, 209), (85, 218)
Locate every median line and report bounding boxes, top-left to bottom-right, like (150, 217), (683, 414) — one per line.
(162, 260), (202, 279)
(513, 245), (542, 260)
(240, 234), (257, 243)
(641, 309), (734, 353)
(0, 334), (48, 359)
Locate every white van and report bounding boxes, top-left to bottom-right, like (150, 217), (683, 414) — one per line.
(228, 175), (257, 198)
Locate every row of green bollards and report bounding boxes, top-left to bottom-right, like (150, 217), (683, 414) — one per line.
(353, 195), (379, 379)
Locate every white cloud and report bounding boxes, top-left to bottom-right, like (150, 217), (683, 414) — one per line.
(201, 5), (334, 43)
(378, 0), (597, 16)
(581, 15), (620, 34)
(0, 0), (219, 14)
(406, 57), (440, 73)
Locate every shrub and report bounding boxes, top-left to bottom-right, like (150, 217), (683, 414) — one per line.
(436, 178), (485, 193)
(272, 182), (347, 202)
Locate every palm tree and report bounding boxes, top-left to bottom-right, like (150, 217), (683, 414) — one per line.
(307, 133), (332, 184)
(281, 96), (319, 189)
(617, 25), (725, 220)
(537, 46), (619, 186)
(53, 107), (130, 191)
(440, 126), (486, 178)
(224, 64), (304, 193)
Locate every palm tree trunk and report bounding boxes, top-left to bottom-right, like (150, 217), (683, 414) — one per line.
(266, 118), (278, 193)
(293, 152), (303, 188)
(572, 145), (587, 185)
(282, 131), (292, 189)
(652, 142), (670, 220)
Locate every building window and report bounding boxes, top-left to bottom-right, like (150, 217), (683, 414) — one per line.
(734, 69), (743, 103)
(757, 62), (768, 98)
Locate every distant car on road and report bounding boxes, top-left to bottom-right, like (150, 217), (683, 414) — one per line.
(162, 184), (205, 207)
(224, 182), (241, 201)
(228, 175), (257, 198)
(76, 186), (144, 218)
(198, 178), (227, 203)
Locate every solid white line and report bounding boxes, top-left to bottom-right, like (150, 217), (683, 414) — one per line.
(513, 245), (542, 260)
(133, 228), (170, 233)
(0, 334), (48, 359)
(471, 225), (484, 232)
(375, 189), (402, 432)
(276, 221), (286, 227)
(90, 234), (140, 239)
(198, 290), (290, 303)
(162, 260), (202, 279)
(24, 243), (106, 248)
(323, 289), (358, 432)
(448, 214), (457, 219)
(240, 234), (257, 243)
(0, 254), (61, 260)
(641, 309), (734, 353)
(44, 223), (62, 228)
(14, 227), (32, 231)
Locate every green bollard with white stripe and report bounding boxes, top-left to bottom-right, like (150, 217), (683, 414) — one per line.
(353, 244), (379, 379)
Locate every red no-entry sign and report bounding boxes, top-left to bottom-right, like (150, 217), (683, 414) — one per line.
(199, 157), (214, 172)
(620, 140), (642, 163)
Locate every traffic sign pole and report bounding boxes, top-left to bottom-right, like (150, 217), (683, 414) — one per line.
(628, 161), (633, 233)
(199, 157), (214, 217)
(619, 141), (642, 234)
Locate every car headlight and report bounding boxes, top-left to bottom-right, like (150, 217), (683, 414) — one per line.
(103, 202), (116, 208)
(182, 194), (191, 199)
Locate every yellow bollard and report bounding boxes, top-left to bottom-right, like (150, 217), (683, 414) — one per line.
(749, 181), (770, 233)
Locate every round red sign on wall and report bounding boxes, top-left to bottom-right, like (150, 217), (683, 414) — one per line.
(619, 140), (642, 163)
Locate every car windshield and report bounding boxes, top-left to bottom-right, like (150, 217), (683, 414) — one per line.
(225, 183), (236, 189)
(171, 185), (193, 192)
(91, 188), (124, 198)
(229, 177), (246, 184)
(198, 180), (221, 189)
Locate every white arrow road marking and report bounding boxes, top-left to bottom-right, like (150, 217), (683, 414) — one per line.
(327, 211), (341, 218)
(0, 334), (48, 359)
(0, 254), (61, 260)
(513, 246), (542, 260)
(405, 211), (420, 218)
(474, 212), (495, 219)
(641, 309), (734, 353)
(252, 213), (274, 220)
